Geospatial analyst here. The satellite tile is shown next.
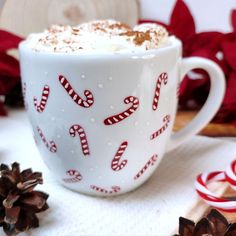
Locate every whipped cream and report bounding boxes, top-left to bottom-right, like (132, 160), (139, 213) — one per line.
(25, 20), (170, 53)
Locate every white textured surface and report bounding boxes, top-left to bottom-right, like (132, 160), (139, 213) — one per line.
(1, 110), (236, 236)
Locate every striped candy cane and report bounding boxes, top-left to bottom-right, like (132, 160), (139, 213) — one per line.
(69, 124), (90, 156)
(63, 169), (82, 183)
(59, 75), (94, 108)
(37, 126), (57, 153)
(134, 154), (158, 180)
(150, 115), (171, 140)
(111, 141), (128, 171)
(33, 85), (50, 113)
(90, 185), (121, 194)
(104, 96), (139, 125)
(195, 171), (236, 212)
(152, 72), (168, 111)
(225, 160), (236, 190)
(177, 83), (181, 98)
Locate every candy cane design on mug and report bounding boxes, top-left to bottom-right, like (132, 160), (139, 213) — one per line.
(59, 75), (94, 108)
(104, 96), (139, 125)
(63, 169), (82, 183)
(90, 185), (121, 194)
(33, 85), (50, 113)
(37, 126), (57, 153)
(150, 115), (171, 140)
(134, 154), (158, 180)
(111, 141), (128, 171)
(177, 83), (181, 98)
(152, 72), (168, 110)
(69, 124), (90, 156)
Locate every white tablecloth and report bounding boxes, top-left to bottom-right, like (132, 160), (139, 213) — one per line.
(0, 110), (236, 236)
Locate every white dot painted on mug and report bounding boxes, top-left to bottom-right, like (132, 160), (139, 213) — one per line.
(89, 167), (94, 172)
(131, 55), (139, 59)
(71, 150), (75, 154)
(30, 82), (34, 86)
(110, 105), (114, 110)
(134, 121), (139, 126)
(98, 83), (103, 89)
(81, 74), (86, 79)
(57, 134), (61, 138)
(139, 130), (144, 134)
(146, 121), (150, 126)
(44, 71), (48, 76)
(90, 118), (95, 123)
(61, 109), (65, 112)
(51, 117), (55, 121)
(108, 76), (113, 81)
(137, 83), (141, 88)
(98, 175), (103, 180)
(107, 142), (112, 146)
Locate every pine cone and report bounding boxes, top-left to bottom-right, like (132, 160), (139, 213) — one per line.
(0, 162), (49, 235)
(175, 209), (236, 236)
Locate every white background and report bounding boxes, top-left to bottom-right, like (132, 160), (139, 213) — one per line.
(140, 0), (236, 32)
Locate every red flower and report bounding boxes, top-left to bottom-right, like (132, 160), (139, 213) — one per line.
(0, 30), (23, 115)
(140, 0), (236, 125)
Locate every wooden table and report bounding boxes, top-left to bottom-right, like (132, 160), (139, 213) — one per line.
(175, 111), (236, 222)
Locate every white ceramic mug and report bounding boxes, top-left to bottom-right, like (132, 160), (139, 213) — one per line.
(19, 37), (225, 196)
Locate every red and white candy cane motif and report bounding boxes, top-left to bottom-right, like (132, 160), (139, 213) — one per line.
(134, 154), (158, 180)
(150, 115), (171, 140)
(59, 75), (94, 108)
(104, 96), (139, 125)
(90, 185), (121, 194)
(33, 85), (50, 113)
(63, 169), (82, 183)
(195, 171), (236, 212)
(69, 124), (90, 156)
(111, 141), (128, 171)
(177, 83), (181, 98)
(152, 72), (168, 110)
(37, 126), (57, 153)
(225, 160), (236, 190)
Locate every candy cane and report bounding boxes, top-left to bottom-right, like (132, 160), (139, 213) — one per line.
(22, 82), (28, 110)
(111, 141), (128, 171)
(37, 126), (57, 153)
(90, 185), (121, 194)
(152, 72), (168, 110)
(177, 83), (181, 98)
(33, 85), (50, 113)
(104, 96), (139, 125)
(134, 154), (158, 180)
(63, 169), (82, 183)
(195, 171), (236, 212)
(225, 160), (236, 190)
(59, 75), (94, 108)
(69, 124), (90, 156)
(150, 115), (171, 140)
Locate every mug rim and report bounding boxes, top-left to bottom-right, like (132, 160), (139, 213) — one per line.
(19, 36), (182, 59)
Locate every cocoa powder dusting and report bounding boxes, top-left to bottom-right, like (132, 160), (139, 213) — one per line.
(120, 31), (151, 46)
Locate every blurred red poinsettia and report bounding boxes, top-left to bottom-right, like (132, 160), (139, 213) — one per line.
(0, 30), (23, 115)
(140, 0), (236, 125)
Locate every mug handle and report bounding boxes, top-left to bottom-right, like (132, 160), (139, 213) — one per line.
(167, 57), (226, 152)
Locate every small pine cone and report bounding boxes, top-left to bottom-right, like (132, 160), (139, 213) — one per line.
(0, 162), (49, 235)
